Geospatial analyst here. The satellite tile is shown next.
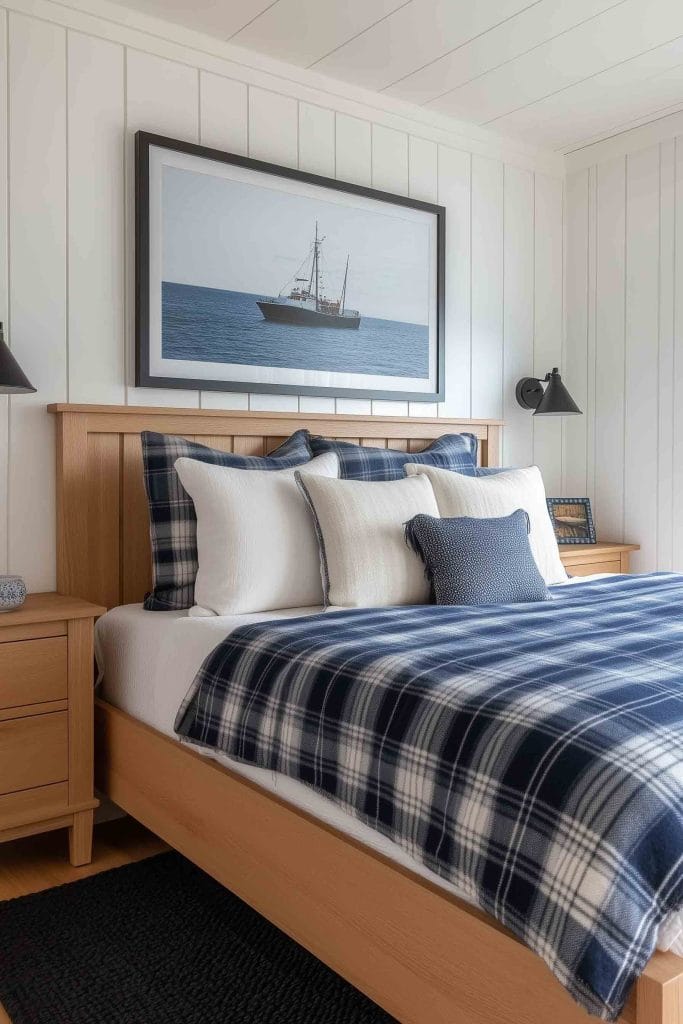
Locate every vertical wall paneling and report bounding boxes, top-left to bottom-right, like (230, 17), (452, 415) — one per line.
(437, 146), (471, 419)
(248, 87), (298, 167)
(125, 48), (199, 407)
(408, 137), (438, 417)
(299, 396), (336, 414)
(0, 3), (566, 585)
(8, 13), (67, 590)
(0, 12), (7, 571)
(246, 86), (299, 412)
(673, 137), (683, 571)
(199, 73), (248, 155)
(371, 125), (408, 197)
(624, 145), (659, 572)
(585, 165), (598, 508)
(371, 125), (409, 417)
(198, 72), (249, 411)
(593, 156), (626, 542)
(295, 103), (337, 414)
(335, 114), (371, 188)
(532, 173), (563, 496)
(67, 32), (125, 405)
(565, 132), (683, 568)
(335, 113), (372, 417)
(658, 140), (675, 571)
(248, 394), (300, 412)
(298, 103), (334, 178)
(470, 155), (503, 421)
(562, 169), (589, 496)
(502, 165), (534, 469)
(408, 137), (438, 204)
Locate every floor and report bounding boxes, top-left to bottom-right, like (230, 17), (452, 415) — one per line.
(0, 817), (167, 1024)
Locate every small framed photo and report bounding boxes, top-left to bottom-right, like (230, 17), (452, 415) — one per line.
(546, 498), (596, 545)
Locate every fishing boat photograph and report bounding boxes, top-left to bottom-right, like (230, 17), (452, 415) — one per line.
(136, 132), (445, 401)
(257, 224), (360, 330)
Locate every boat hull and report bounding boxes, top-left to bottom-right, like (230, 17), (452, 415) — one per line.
(257, 300), (360, 330)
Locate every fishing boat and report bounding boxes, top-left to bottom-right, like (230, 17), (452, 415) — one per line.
(257, 222), (361, 329)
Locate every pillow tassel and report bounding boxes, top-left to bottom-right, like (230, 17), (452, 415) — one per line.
(404, 518), (434, 584)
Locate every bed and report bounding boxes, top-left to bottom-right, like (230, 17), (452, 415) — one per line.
(50, 402), (683, 1024)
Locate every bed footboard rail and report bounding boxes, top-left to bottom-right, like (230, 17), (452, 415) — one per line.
(94, 698), (683, 1024)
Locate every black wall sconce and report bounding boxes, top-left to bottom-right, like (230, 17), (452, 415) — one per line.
(0, 322), (35, 394)
(516, 368), (581, 416)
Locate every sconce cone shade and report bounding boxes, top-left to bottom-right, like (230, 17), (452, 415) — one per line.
(0, 325), (36, 394)
(534, 369), (581, 416)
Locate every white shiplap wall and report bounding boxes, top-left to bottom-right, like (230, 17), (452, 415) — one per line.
(0, 0), (564, 590)
(564, 119), (683, 572)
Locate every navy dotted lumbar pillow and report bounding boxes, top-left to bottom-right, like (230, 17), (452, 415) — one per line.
(404, 509), (550, 606)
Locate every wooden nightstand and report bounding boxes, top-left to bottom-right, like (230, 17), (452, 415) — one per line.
(0, 593), (105, 865)
(559, 542), (639, 577)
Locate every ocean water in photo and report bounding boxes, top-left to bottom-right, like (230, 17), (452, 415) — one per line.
(162, 281), (430, 379)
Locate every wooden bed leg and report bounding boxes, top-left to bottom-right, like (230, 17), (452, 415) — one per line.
(68, 809), (94, 866)
(637, 953), (683, 1024)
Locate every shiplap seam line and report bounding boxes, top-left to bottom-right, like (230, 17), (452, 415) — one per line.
(673, 136), (679, 569)
(196, 66), (201, 409)
(656, 143), (662, 568)
(306, 0), (411, 71)
(64, 26), (69, 402)
(560, 174), (566, 491)
(484, 26), (683, 131)
(468, 151), (473, 421)
(122, 41), (128, 404)
(500, 162), (505, 451)
(621, 154), (627, 541)
(225, 0), (280, 43)
(3, 6), (9, 571)
(382, 0), (543, 96)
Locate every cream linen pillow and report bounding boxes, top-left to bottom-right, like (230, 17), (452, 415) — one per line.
(404, 464), (567, 586)
(296, 473), (439, 607)
(174, 452), (338, 615)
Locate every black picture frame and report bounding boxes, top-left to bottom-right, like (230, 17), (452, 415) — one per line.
(546, 497), (596, 545)
(135, 131), (445, 402)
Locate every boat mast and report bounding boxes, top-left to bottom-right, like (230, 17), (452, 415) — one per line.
(340, 255), (349, 314)
(314, 221), (319, 311)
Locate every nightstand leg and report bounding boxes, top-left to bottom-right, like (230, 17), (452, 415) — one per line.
(68, 809), (94, 866)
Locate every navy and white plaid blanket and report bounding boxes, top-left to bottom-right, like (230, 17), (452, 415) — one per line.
(175, 573), (683, 1019)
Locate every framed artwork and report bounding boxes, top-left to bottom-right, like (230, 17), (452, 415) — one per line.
(546, 498), (596, 545)
(135, 131), (445, 402)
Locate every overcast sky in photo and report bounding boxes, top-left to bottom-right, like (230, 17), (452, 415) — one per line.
(162, 165), (432, 325)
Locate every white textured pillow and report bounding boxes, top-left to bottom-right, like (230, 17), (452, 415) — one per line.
(404, 464), (567, 586)
(174, 452), (338, 615)
(296, 474), (439, 607)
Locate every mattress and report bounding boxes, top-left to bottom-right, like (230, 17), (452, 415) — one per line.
(95, 587), (683, 958)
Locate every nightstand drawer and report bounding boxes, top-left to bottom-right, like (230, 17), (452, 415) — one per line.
(0, 636), (68, 710)
(0, 711), (68, 795)
(567, 559), (621, 577)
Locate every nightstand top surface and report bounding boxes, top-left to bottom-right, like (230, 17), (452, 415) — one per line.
(559, 542), (639, 556)
(0, 592), (106, 627)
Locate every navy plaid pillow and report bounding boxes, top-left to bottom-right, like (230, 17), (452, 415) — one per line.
(308, 432), (478, 481)
(141, 430), (312, 611)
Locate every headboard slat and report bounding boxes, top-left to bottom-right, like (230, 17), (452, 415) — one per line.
(50, 404), (502, 608)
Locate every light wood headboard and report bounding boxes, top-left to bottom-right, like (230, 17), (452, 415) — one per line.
(49, 404), (502, 609)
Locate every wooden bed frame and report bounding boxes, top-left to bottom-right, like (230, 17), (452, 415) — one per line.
(50, 403), (683, 1024)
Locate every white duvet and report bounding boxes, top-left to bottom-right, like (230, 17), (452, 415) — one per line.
(95, 580), (683, 957)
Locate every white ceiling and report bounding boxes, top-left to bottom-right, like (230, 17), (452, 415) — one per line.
(116, 0), (683, 153)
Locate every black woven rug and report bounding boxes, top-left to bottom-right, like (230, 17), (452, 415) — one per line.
(0, 851), (397, 1023)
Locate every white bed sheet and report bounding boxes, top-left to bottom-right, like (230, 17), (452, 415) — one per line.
(95, 584), (683, 956)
